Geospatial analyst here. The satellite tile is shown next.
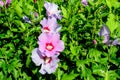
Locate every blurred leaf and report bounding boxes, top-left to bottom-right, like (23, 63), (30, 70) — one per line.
(106, 13), (118, 34)
(61, 6), (68, 19)
(104, 71), (109, 80)
(20, 21), (26, 30)
(0, 59), (5, 67)
(88, 48), (101, 62)
(14, 20), (26, 32)
(69, 16), (76, 28)
(109, 46), (118, 58)
(79, 14), (86, 21)
(106, 0), (120, 9)
(104, 70), (119, 80)
(61, 72), (78, 80)
(7, 76), (12, 80)
(14, 3), (22, 17)
(0, 72), (4, 80)
(62, 34), (67, 43)
(57, 69), (64, 80)
(26, 54), (31, 68)
(88, 0), (94, 6)
(92, 63), (106, 77)
(13, 69), (18, 79)
(70, 43), (76, 55)
(106, 0), (111, 10)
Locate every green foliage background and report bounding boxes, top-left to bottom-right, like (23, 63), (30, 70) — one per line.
(0, 0), (120, 80)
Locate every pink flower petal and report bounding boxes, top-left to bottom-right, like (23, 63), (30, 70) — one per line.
(44, 2), (62, 20)
(55, 40), (65, 52)
(31, 48), (44, 66)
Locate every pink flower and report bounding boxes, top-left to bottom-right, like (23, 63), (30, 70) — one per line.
(0, 1), (4, 7)
(44, 2), (62, 20)
(81, 0), (88, 6)
(99, 25), (120, 46)
(31, 48), (59, 74)
(38, 32), (64, 57)
(40, 17), (60, 33)
(111, 38), (120, 46)
(6, 0), (11, 7)
(99, 25), (110, 44)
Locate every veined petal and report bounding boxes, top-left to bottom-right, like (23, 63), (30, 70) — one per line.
(112, 38), (120, 45)
(103, 34), (110, 43)
(55, 40), (65, 52)
(44, 1), (62, 20)
(31, 48), (44, 66)
(39, 65), (47, 75)
(40, 17), (59, 33)
(40, 18), (47, 27)
(100, 25), (110, 36)
(38, 33), (48, 42)
(39, 54), (59, 74)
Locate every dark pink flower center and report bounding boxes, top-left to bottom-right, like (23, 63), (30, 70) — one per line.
(46, 43), (54, 51)
(43, 56), (52, 63)
(43, 27), (50, 32)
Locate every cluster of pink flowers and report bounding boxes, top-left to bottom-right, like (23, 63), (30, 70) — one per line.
(31, 2), (64, 74)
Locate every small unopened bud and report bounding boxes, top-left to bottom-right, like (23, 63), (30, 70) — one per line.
(34, 12), (38, 17)
(93, 40), (97, 45)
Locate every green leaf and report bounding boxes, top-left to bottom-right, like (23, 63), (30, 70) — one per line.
(109, 70), (120, 80)
(26, 54), (31, 67)
(88, 48), (101, 62)
(7, 76), (12, 80)
(106, 0), (120, 9)
(14, 3), (22, 17)
(20, 21), (26, 30)
(92, 63), (106, 77)
(27, 4), (34, 11)
(104, 70), (119, 80)
(62, 34), (67, 43)
(70, 44), (76, 55)
(0, 72), (4, 80)
(88, 0), (94, 6)
(109, 46), (118, 58)
(57, 69), (64, 80)
(106, 0), (112, 10)
(106, 13), (118, 34)
(13, 69), (18, 79)
(0, 59), (5, 68)
(61, 72), (78, 80)
(104, 71), (109, 80)
(79, 14), (86, 21)
(61, 6), (68, 19)
(14, 20), (26, 31)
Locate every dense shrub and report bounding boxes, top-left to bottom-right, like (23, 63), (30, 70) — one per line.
(0, 0), (120, 80)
